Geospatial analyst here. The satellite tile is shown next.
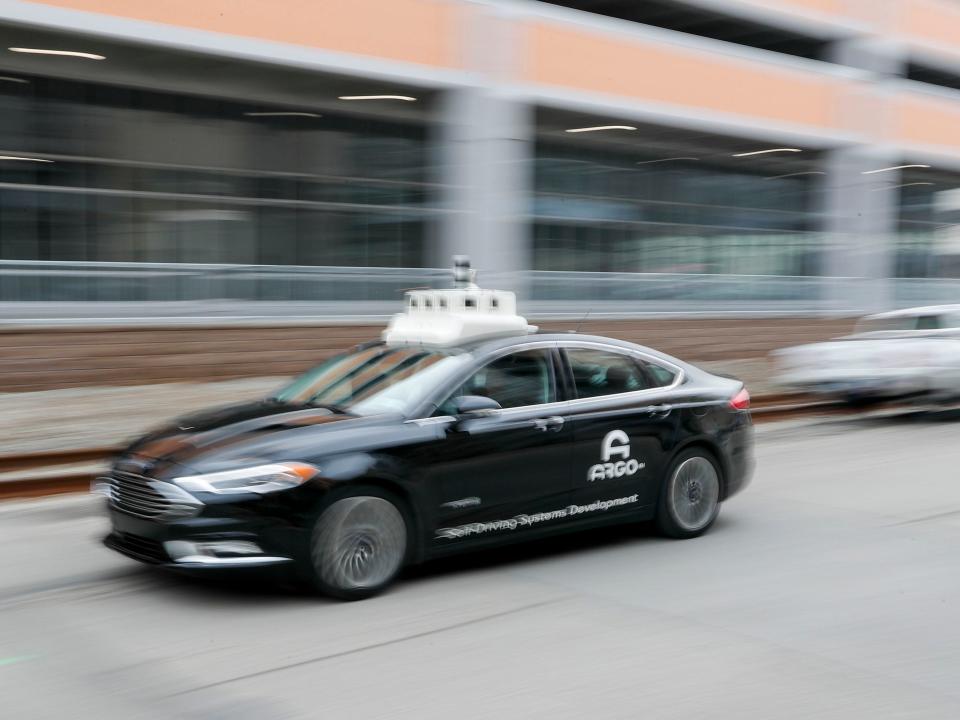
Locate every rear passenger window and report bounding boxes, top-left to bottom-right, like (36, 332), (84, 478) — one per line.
(642, 361), (678, 388)
(565, 349), (648, 399)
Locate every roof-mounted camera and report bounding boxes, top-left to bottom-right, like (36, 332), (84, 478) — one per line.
(382, 257), (537, 346)
(452, 255), (477, 289)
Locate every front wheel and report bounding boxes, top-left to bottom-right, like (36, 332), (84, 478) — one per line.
(309, 492), (408, 600)
(656, 449), (721, 539)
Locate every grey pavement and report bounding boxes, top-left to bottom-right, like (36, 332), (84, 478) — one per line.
(2, 414), (960, 718)
(0, 377), (285, 455)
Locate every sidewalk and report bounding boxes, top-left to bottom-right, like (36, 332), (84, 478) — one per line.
(0, 358), (773, 456)
(0, 377), (284, 455)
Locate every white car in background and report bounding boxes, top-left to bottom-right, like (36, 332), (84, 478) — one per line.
(771, 305), (960, 406)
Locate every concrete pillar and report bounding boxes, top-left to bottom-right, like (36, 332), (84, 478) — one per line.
(819, 36), (905, 314)
(828, 36), (903, 78)
(819, 148), (900, 314)
(431, 88), (533, 293)
(429, 3), (533, 296)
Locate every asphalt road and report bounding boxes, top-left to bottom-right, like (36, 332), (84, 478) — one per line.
(3, 413), (960, 719)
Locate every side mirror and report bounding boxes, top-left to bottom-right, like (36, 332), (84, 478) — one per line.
(451, 395), (501, 416)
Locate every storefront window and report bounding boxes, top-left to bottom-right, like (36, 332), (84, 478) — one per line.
(0, 75), (436, 268)
(896, 175), (960, 278)
(532, 142), (820, 277)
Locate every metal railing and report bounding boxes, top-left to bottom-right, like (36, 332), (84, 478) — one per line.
(0, 261), (448, 304)
(891, 278), (960, 308)
(0, 260), (953, 320)
(527, 270), (830, 303)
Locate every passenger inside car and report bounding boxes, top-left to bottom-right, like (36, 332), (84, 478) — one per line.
(567, 349), (646, 399)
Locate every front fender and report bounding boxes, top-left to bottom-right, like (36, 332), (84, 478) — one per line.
(298, 450), (431, 562)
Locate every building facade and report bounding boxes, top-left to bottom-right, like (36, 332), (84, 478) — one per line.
(0, 0), (959, 316)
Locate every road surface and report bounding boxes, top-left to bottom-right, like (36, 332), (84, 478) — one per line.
(2, 413), (960, 719)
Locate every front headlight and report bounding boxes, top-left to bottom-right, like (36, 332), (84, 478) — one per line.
(172, 462), (318, 495)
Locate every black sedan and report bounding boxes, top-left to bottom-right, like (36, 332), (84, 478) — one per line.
(99, 333), (754, 599)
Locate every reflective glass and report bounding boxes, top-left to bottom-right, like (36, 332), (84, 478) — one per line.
(533, 142), (820, 278)
(0, 75), (435, 267)
(895, 173), (960, 279)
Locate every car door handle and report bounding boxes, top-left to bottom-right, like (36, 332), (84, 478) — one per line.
(646, 404), (673, 416)
(532, 416), (565, 432)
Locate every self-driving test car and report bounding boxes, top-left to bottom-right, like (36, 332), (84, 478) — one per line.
(98, 261), (755, 599)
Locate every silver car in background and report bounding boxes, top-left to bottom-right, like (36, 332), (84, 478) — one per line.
(771, 305), (960, 406)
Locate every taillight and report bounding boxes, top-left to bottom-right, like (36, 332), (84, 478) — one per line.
(729, 388), (750, 410)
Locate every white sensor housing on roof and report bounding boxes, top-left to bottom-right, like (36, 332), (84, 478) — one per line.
(382, 258), (537, 346)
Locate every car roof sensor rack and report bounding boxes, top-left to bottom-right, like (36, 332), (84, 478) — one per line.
(382, 257), (538, 347)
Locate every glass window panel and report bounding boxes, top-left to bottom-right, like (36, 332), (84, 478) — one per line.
(444, 349), (556, 411)
(566, 348), (649, 399)
(533, 141), (820, 279)
(896, 174), (960, 278)
(0, 73), (433, 269)
(642, 361), (677, 388)
(0, 188), (40, 259)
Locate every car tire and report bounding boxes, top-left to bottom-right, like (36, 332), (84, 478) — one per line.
(308, 488), (409, 600)
(655, 448), (722, 539)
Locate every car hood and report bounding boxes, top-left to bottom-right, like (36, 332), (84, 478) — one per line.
(120, 400), (410, 477)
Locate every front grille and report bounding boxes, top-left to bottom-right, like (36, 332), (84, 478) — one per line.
(108, 471), (201, 520)
(107, 531), (169, 563)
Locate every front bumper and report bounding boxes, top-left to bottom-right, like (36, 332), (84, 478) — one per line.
(103, 504), (298, 570)
(104, 532), (293, 568)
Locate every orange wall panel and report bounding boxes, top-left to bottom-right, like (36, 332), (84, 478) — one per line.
(901, 0), (960, 51)
(526, 22), (845, 129)
(894, 92), (960, 154)
(28, 0), (458, 68)
(772, 0), (845, 16)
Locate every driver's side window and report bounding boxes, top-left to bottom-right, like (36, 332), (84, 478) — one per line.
(440, 349), (556, 414)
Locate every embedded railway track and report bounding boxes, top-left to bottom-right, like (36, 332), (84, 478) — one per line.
(0, 446), (118, 501)
(0, 395), (932, 501)
(747, 394), (849, 422)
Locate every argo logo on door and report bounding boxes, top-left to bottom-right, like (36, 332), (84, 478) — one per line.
(588, 429), (645, 482)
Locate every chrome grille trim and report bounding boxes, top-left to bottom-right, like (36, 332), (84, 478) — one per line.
(106, 471), (203, 520)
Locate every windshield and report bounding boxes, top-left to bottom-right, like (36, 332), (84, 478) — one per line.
(274, 345), (471, 416)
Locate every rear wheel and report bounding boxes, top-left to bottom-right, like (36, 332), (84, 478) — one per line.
(656, 449), (721, 539)
(309, 492), (408, 600)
